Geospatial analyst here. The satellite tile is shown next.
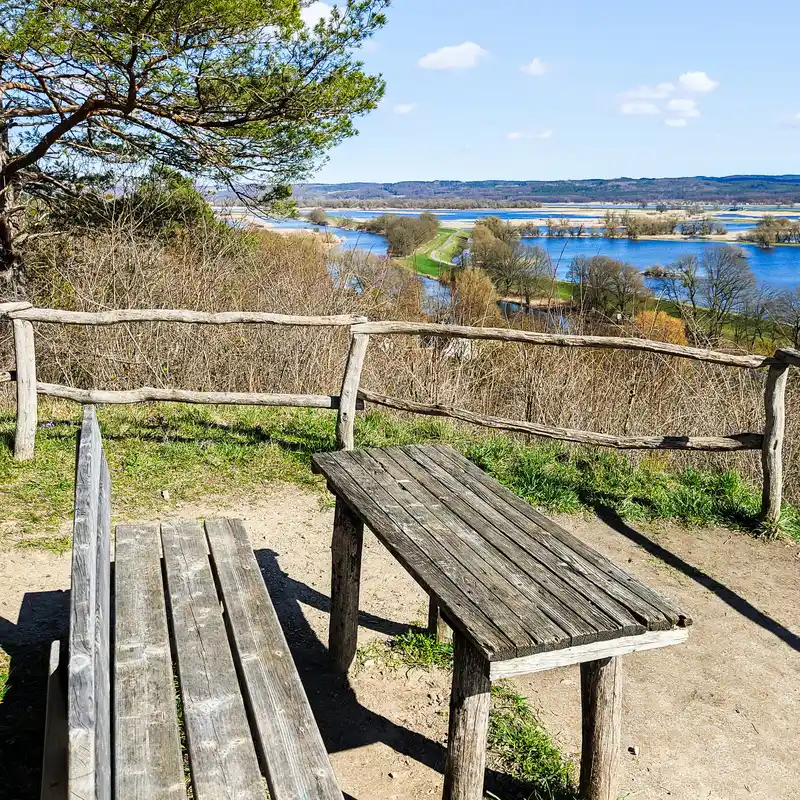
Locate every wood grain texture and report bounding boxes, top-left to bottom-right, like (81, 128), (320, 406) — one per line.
(350, 320), (770, 369)
(428, 597), (451, 643)
(580, 658), (622, 800)
(489, 628), (688, 680)
(313, 445), (690, 663)
(358, 390), (763, 452)
(358, 449), (561, 649)
(161, 520), (264, 800)
(376, 447), (633, 646)
(442, 632), (491, 800)
(205, 518), (343, 800)
(403, 446), (644, 640)
(328, 499), (364, 672)
(41, 640), (68, 800)
(115, 524), (186, 800)
(68, 405), (104, 800)
(431, 446), (692, 630)
(335, 333), (369, 450)
(13, 318), (37, 460)
(9, 307), (366, 326)
(761, 363), (789, 522)
(94, 454), (111, 800)
(313, 451), (515, 660)
(0, 300), (32, 316)
(37, 383), (361, 409)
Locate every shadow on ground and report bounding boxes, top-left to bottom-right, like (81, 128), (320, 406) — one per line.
(595, 506), (800, 653)
(254, 547), (569, 800)
(0, 590), (69, 800)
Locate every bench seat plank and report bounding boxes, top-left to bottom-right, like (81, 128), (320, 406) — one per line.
(205, 518), (343, 800)
(115, 523), (186, 800)
(68, 405), (109, 800)
(161, 520), (264, 800)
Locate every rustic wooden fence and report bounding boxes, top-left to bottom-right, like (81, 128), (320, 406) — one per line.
(2, 301), (797, 524)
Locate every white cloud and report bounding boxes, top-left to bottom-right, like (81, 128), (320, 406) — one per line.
(621, 82), (675, 100)
(393, 103), (416, 115)
(301, 1), (332, 27)
(678, 71), (719, 93)
(665, 118), (688, 128)
(507, 129), (553, 140)
(666, 98), (700, 117)
(620, 102), (660, 116)
(418, 42), (488, 70)
(521, 58), (548, 76)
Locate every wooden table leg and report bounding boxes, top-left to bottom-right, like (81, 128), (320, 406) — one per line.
(427, 596), (451, 642)
(442, 631), (491, 800)
(329, 497), (364, 672)
(580, 656), (622, 800)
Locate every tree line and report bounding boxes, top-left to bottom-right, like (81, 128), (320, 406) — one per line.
(741, 216), (800, 247)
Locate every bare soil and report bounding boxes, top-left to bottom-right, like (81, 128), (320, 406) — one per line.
(1, 484), (798, 800)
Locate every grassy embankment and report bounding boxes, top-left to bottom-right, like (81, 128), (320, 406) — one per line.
(2, 402), (794, 551)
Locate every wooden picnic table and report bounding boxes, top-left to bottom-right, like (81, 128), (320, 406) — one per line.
(312, 444), (692, 800)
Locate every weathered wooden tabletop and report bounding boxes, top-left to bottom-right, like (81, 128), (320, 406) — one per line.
(312, 444), (692, 663)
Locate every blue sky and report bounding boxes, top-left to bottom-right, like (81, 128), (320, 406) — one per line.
(306, 0), (800, 183)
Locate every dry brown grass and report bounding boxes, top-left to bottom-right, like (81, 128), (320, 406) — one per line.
(2, 222), (797, 499)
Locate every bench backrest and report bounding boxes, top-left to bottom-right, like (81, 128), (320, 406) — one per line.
(68, 405), (111, 800)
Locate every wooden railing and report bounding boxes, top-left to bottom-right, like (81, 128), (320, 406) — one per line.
(2, 301), (796, 524)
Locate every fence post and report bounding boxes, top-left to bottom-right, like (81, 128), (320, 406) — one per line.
(13, 317), (37, 460)
(336, 330), (369, 451)
(761, 351), (791, 524)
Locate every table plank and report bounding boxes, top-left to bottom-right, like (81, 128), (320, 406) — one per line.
(205, 518), (343, 800)
(312, 444), (690, 663)
(161, 521), (264, 800)
(404, 445), (646, 637)
(314, 452), (514, 659)
(360, 449), (571, 648)
(381, 447), (635, 643)
(115, 523), (186, 800)
(432, 446), (691, 629)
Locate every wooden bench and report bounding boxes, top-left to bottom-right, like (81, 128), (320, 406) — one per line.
(312, 444), (693, 800)
(41, 405), (342, 799)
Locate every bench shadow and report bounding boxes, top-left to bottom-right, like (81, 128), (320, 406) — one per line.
(0, 589), (70, 800)
(594, 506), (800, 653)
(254, 548), (555, 800)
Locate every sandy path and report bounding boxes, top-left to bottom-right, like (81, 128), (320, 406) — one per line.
(1, 484), (798, 799)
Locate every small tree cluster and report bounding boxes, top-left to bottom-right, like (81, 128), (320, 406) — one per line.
(361, 213), (439, 257)
(742, 216), (800, 247)
(307, 208), (330, 226)
(568, 255), (649, 318)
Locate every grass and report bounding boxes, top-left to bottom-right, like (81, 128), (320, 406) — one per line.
(0, 650), (9, 703)
(1, 401), (795, 549)
(358, 632), (578, 800)
(400, 227), (470, 277)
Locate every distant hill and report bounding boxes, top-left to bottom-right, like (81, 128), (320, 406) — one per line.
(291, 175), (800, 206)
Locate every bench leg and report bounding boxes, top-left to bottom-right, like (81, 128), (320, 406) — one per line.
(580, 656), (622, 800)
(329, 497), (364, 673)
(442, 631), (491, 800)
(427, 597), (451, 642)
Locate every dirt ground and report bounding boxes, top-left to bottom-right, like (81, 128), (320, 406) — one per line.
(1, 483), (798, 800)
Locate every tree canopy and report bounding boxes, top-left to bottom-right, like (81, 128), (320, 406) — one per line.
(0, 0), (389, 284)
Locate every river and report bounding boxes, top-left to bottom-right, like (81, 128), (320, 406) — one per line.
(263, 212), (800, 292)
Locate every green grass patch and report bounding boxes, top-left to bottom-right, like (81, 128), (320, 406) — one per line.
(488, 683), (578, 800)
(0, 402), (793, 548)
(357, 632), (577, 799)
(0, 649), (9, 704)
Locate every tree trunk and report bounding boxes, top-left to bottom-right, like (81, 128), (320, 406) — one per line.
(0, 124), (24, 290)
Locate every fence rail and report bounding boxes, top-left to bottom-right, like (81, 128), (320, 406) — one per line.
(2, 301), (796, 524)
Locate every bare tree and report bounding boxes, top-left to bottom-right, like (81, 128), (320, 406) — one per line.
(663, 246), (756, 345)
